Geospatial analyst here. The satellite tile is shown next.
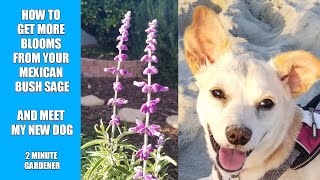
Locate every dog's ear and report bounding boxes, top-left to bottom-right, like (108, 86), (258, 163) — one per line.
(271, 50), (320, 98)
(184, 6), (229, 74)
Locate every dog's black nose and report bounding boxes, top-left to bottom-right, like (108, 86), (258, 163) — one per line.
(225, 125), (252, 146)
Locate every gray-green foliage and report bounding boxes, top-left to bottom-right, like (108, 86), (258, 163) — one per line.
(81, 120), (177, 180)
(81, 120), (137, 180)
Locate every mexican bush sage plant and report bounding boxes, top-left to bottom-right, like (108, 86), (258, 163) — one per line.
(81, 14), (176, 180)
(81, 12), (138, 180)
(104, 11), (132, 138)
(129, 20), (176, 179)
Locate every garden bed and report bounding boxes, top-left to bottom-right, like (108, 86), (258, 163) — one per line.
(81, 76), (178, 179)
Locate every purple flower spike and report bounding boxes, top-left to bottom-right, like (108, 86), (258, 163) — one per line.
(122, 19), (129, 24)
(104, 67), (118, 74)
(129, 119), (145, 134)
(145, 175), (160, 180)
(133, 167), (143, 179)
(129, 119), (161, 136)
(122, 14), (131, 23)
(106, 11), (131, 144)
(123, 11), (131, 21)
(119, 28), (129, 36)
(140, 55), (158, 63)
(147, 32), (157, 39)
(133, 81), (148, 93)
(150, 98), (161, 104)
(140, 98), (160, 114)
(107, 98), (113, 106)
(144, 44), (156, 52)
(116, 43), (128, 51)
(114, 54), (128, 62)
(104, 67), (132, 77)
(133, 19), (167, 176)
(134, 144), (154, 160)
(143, 66), (158, 75)
(121, 23), (130, 30)
(151, 55), (158, 63)
(107, 98), (128, 106)
(156, 133), (165, 148)
(133, 81), (168, 93)
(140, 54), (149, 62)
(147, 124), (161, 136)
(146, 38), (157, 45)
(133, 167), (159, 180)
(150, 83), (169, 93)
(117, 35), (128, 42)
(109, 115), (120, 126)
(119, 69), (132, 76)
(149, 19), (158, 26)
(115, 98), (128, 106)
(141, 85), (149, 93)
(113, 82), (122, 92)
(145, 27), (157, 33)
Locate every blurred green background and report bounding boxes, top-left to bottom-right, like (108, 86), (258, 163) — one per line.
(81, 0), (178, 87)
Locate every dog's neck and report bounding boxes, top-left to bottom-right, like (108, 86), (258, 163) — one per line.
(210, 109), (302, 180)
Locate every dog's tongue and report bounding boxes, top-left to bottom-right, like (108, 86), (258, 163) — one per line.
(218, 147), (246, 171)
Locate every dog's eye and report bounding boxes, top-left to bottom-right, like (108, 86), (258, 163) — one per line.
(257, 99), (274, 110)
(211, 89), (225, 99)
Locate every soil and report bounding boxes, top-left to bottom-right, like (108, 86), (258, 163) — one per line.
(81, 76), (178, 179)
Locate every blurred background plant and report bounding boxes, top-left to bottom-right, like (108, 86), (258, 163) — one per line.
(81, 0), (178, 87)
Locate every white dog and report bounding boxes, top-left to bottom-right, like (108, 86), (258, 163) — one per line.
(184, 6), (320, 180)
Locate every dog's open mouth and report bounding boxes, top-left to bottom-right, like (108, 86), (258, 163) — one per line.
(207, 124), (253, 172)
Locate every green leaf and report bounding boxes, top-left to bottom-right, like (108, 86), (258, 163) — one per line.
(81, 139), (106, 149)
(113, 166), (131, 175)
(87, 158), (104, 179)
(161, 155), (177, 166)
(115, 131), (135, 141)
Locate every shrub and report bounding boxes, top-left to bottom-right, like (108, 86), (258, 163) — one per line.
(81, 0), (134, 49)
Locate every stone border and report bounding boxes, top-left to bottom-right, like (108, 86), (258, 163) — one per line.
(81, 58), (144, 78)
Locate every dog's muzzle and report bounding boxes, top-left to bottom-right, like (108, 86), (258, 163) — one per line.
(207, 124), (253, 173)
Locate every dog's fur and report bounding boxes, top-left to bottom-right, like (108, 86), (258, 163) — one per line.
(184, 6), (320, 180)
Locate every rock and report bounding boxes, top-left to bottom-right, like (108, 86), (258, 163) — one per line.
(117, 108), (146, 123)
(81, 95), (105, 107)
(81, 29), (97, 47)
(166, 115), (178, 129)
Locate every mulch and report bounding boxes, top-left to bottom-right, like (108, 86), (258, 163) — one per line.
(81, 76), (178, 179)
